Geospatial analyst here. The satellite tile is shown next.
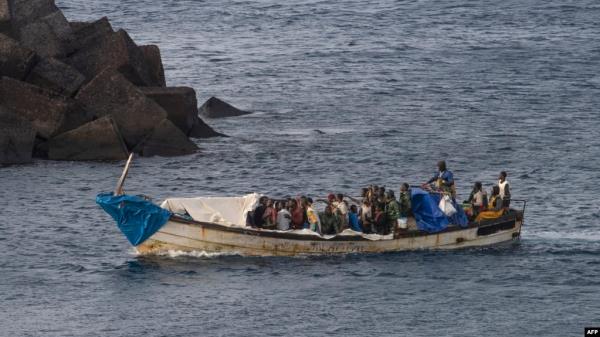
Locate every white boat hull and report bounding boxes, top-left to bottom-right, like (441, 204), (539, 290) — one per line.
(136, 215), (523, 256)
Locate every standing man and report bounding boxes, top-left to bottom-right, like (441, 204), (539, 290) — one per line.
(399, 183), (412, 218)
(498, 171), (511, 207)
(424, 160), (456, 198)
(384, 190), (400, 235)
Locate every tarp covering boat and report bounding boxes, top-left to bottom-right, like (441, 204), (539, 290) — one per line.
(96, 193), (172, 245)
(410, 188), (469, 233)
(160, 193), (261, 227)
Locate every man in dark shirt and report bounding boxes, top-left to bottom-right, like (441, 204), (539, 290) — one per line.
(252, 196), (268, 228)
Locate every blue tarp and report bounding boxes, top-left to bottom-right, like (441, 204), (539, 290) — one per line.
(96, 193), (172, 246)
(410, 188), (469, 233)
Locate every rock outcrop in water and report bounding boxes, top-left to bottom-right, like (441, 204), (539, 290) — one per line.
(200, 96), (252, 118)
(0, 0), (229, 164)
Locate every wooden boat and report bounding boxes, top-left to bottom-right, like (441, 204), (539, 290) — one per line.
(135, 213), (524, 256)
(101, 154), (526, 257)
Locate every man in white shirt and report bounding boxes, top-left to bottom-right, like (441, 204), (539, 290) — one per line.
(276, 200), (291, 230)
(498, 171), (511, 207)
(333, 193), (349, 230)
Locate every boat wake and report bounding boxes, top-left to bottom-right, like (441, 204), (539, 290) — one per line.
(132, 248), (242, 258)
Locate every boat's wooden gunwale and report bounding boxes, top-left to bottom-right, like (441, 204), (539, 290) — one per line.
(169, 212), (520, 242)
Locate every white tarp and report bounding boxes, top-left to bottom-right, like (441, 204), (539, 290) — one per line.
(160, 193), (261, 227)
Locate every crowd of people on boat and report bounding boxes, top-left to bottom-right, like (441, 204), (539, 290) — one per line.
(246, 161), (512, 234)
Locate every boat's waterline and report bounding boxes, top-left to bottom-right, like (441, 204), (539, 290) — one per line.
(136, 216), (523, 257)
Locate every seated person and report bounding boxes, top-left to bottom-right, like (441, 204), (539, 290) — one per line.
(306, 197), (321, 232)
(290, 199), (305, 230)
(262, 199), (277, 229)
(467, 182), (487, 218)
(276, 201), (291, 230)
(252, 196), (268, 228)
(319, 204), (342, 235)
(359, 199), (374, 234)
(334, 193), (349, 230)
(348, 205), (362, 232)
(475, 185), (504, 222)
(373, 204), (387, 235)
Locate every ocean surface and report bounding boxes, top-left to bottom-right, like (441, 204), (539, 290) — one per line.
(2, 0), (600, 336)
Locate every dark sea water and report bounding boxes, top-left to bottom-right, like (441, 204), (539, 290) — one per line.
(2, 0), (600, 336)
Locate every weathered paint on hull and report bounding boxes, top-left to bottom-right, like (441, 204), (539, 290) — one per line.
(136, 219), (523, 256)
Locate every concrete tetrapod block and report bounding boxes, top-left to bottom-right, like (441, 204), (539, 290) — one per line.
(18, 10), (74, 58)
(75, 69), (167, 148)
(139, 45), (165, 87)
(0, 33), (37, 79)
(188, 116), (226, 138)
(10, 0), (58, 27)
(26, 57), (86, 96)
(0, 0), (12, 35)
(67, 29), (154, 86)
(48, 115), (129, 161)
(199, 96), (252, 118)
(70, 17), (113, 51)
(134, 118), (198, 157)
(0, 105), (36, 164)
(140, 86), (226, 138)
(0, 76), (93, 138)
(140, 86), (199, 134)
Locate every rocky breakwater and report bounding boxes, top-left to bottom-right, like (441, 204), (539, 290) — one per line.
(0, 0), (238, 165)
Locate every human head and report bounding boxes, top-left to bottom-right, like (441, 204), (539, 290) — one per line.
(361, 188), (368, 197)
(499, 171), (507, 181)
(327, 193), (336, 203)
(259, 196), (268, 205)
(300, 195), (308, 207)
(266, 199), (273, 207)
(385, 190), (395, 200)
(275, 201), (283, 210)
(437, 160), (447, 172)
(400, 183), (409, 192)
(307, 197), (313, 206)
(290, 199), (298, 208)
(336, 193), (344, 202)
(474, 181), (482, 191)
(350, 205), (357, 213)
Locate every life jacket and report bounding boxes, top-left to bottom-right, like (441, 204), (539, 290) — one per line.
(498, 179), (509, 199)
(436, 170), (456, 197)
